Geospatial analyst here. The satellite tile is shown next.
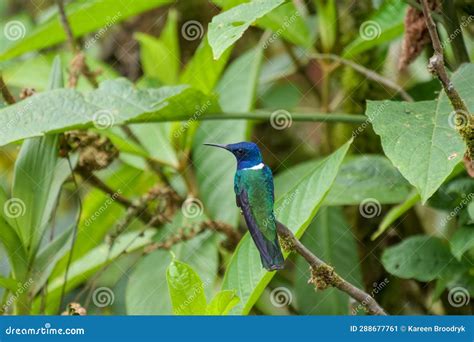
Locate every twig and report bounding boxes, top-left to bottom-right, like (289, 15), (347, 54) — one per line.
(58, 155), (82, 314)
(0, 75), (16, 104)
(310, 53), (414, 101)
(56, 0), (77, 53)
(276, 222), (387, 315)
(421, 0), (474, 164)
(55, 0), (99, 88)
(144, 220), (241, 254)
(421, 0), (469, 113)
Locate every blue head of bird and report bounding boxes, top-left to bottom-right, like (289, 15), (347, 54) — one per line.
(204, 142), (263, 169)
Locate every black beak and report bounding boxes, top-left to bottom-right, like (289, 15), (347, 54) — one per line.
(203, 143), (228, 150)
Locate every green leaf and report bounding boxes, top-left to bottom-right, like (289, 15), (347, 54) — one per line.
(450, 226), (474, 260)
(207, 290), (240, 315)
(193, 47), (262, 225)
(2, 52), (119, 91)
(180, 37), (232, 94)
(0, 276), (18, 292)
(166, 259), (208, 315)
(367, 64), (473, 202)
(0, 187), (28, 279)
(126, 213), (219, 315)
(258, 3), (311, 47)
(9, 56), (66, 257)
(0, 79), (219, 147)
(208, 0), (285, 59)
(222, 139), (352, 314)
(135, 10), (180, 84)
(295, 207), (362, 315)
(382, 236), (462, 282)
(275, 155), (411, 205)
(31, 226), (74, 295)
(51, 164), (156, 277)
(34, 229), (155, 314)
(371, 191), (420, 241)
(0, 0), (173, 61)
(342, 0), (406, 58)
(314, 0), (337, 52)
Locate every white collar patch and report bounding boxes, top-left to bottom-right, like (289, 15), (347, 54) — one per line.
(244, 163), (265, 170)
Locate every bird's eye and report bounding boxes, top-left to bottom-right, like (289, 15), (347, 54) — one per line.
(237, 148), (244, 154)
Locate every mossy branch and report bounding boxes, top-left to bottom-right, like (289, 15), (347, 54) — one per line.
(276, 221), (387, 315)
(421, 0), (474, 162)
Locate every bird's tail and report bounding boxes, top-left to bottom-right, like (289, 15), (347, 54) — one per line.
(260, 239), (285, 271)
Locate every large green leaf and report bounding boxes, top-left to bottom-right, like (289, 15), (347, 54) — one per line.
(208, 0), (285, 59)
(0, 0), (173, 61)
(450, 226), (474, 260)
(135, 10), (179, 85)
(342, 0), (406, 58)
(180, 37), (231, 95)
(51, 164), (156, 278)
(193, 47), (262, 225)
(275, 155), (411, 205)
(35, 229), (155, 314)
(382, 236), (464, 282)
(0, 188), (28, 279)
(206, 290), (240, 315)
(0, 79), (219, 147)
(166, 259), (208, 315)
(9, 56), (67, 257)
(295, 207), (362, 315)
(126, 213), (219, 315)
(222, 139), (352, 314)
(367, 64), (473, 203)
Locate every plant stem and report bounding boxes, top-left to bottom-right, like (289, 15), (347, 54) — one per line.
(164, 111), (368, 124)
(58, 155), (82, 314)
(421, 0), (469, 114)
(0, 75), (16, 105)
(56, 0), (77, 53)
(276, 221), (387, 315)
(311, 53), (414, 101)
(421, 0), (474, 163)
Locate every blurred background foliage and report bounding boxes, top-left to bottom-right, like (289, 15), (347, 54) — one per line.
(0, 0), (473, 316)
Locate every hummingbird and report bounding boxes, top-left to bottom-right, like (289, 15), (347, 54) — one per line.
(204, 142), (284, 271)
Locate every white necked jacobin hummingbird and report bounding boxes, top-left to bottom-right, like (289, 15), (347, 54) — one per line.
(204, 142), (284, 271)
